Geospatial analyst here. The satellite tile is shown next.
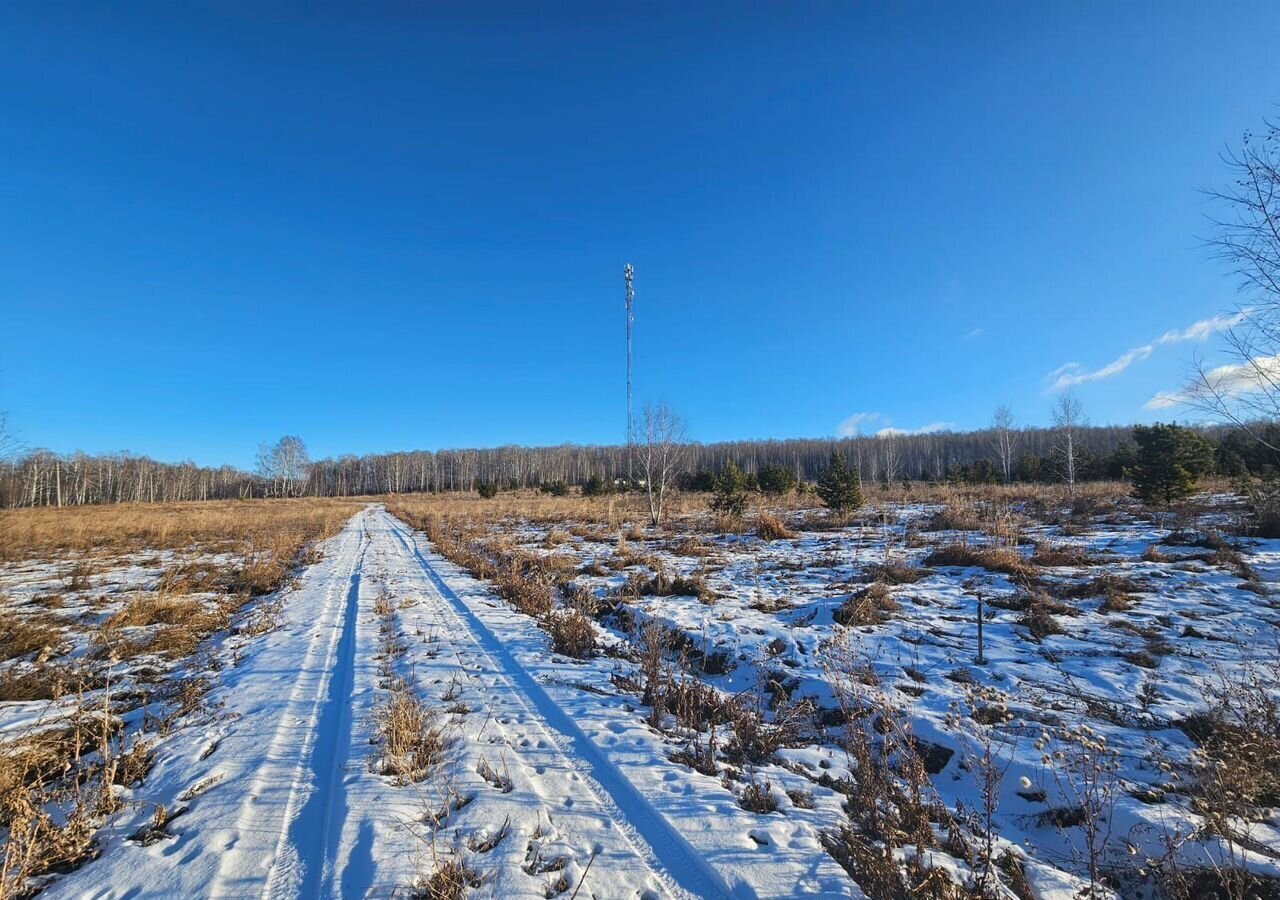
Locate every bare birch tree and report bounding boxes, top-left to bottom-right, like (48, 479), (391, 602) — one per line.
(639, 403), (687, 527)
(0, 413), (19, 461)
(257, 436), (312, 498)
(1052, 393), (1086, 495)
(876, 432), (901, 485)
(991, 405), (1018, 483)
(1181, 119), (1280, 458)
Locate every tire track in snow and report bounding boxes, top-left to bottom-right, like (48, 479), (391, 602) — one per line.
(210, 511), (369, 900)
(381, 511), (737, 900)
(287, 525), (368, 899)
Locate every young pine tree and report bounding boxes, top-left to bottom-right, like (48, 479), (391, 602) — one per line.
(757, 463), (798, 496)
(1131, 423), (1215, 507)
(817, 450), (862, 514)
(711, 459), (749, 517)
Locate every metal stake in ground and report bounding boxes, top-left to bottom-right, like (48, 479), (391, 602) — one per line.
(975, 592), (987, 665)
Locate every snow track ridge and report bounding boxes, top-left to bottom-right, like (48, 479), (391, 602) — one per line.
(211, 511), (369, 900)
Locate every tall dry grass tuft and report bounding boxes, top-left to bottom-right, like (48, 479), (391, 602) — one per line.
(755, 510), (795, 541)
(375, 681), (446, 785)
(923, 542), (1037, 579)
(0, 668), (154, 899)
(0, 619), (63, 663)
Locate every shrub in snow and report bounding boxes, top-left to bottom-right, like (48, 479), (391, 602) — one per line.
(816, 450), (862, 514)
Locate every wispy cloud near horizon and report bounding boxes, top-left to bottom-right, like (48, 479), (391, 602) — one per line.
(1045, 310), (1250, 392)
(837, 412), (882, 437)
(837, 413), (954, 438)
(1145, 353), (1280, 410)
(875, 422), (955, 437)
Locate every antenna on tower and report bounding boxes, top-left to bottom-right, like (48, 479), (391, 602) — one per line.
(624, 263), (635, 485)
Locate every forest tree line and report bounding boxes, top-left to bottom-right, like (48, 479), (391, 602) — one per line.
(3, 420), (1277, 508)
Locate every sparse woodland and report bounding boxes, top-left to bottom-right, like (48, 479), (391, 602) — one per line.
(1, 420), (1273, 509)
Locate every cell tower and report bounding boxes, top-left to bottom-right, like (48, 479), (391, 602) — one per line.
(624, 263), (635, 484)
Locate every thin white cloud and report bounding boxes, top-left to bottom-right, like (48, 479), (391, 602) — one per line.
(837, 412), (881, 437)
(1046, 310), (1250, 392)
(876, 422), (955, 437)
(1050, 345), (1155, 390)
(1144, 391), (1184, 410)
(839, 413), (953, 438)
(963, 328), (984, 341)
(1144, 353), (1280, 410)
(1044, 362), (1081, 382)
(1155, 310), (1251, 345)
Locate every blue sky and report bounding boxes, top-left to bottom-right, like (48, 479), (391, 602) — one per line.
(2, 2), (1278, 468)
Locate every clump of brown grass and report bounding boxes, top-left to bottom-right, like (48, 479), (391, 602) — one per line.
(862, 560), (928, 585)
(1021, 593), (1070, 640)
(156, 561), (225, 595)
(1064, 574), (1142, 613)
(0, 676), (155, 897)
(543, 528), (572, 548)
(95, 597), (229, 660)
(755, 510), (795, 541)
(1030, 542), (1108, 568)
(229, 530), (312, 597)
(923, 542), (1035, 578)
(62, 559), (96, 592)
(494, 556), (555, 618)
(0, 665), (76, 703)
(737, 777), (778, 813)
(0, 778), (96, 897)
(834, 583), (899, 627)
(921, 501), (985, 533)
(546, 608), (596, 659)
(626, 566), (716, 604)
(411, 856), (481, 900)
(375, 678), (445, 785)
(107, 596), (210, 629)
(0, 618), (63, 662)
(668, 535), (711, 557)
(242, 595), (287, 636)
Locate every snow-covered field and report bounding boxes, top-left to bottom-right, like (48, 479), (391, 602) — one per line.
(3, 495), (1279, 898)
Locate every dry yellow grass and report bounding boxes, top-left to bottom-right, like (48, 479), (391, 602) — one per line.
(0, 619), (63, 663)
(387, 490), (703, 530)
(0, 702), (144, 898)
(375, 678), (445, 785)
(922, 542), (1037, 578)
(0, 497), (362, 561)
(755, 510), (795, 541)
